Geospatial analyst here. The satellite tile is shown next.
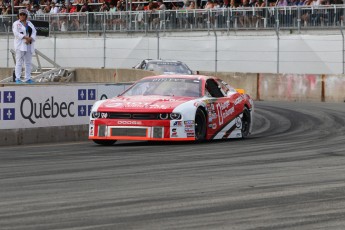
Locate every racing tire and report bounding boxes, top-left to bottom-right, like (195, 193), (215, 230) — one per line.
(93, 140), (117, 146)
(241, 107), (251, 138)
(195, 108), (207, 141)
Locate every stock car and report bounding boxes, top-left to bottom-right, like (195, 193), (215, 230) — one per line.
(133, 59), (197, 75)
(89, 75), (254, 145)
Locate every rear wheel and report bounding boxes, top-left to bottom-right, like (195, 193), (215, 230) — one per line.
(241, 107), (251, 138)
(195, 109), (207, 141)
(93, 140), (117, 146)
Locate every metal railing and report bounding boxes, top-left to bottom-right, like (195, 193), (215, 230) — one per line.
(1, 5), (345, 35)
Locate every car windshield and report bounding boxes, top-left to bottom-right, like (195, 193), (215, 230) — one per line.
(121, 78), (202, 97)
(146, 62), (191, 74)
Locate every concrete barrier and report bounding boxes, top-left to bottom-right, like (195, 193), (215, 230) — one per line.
(258, 73), (323, 102)
(73, 68), (157, 83)
(1, 125), (88, 146)
(325, 75), (345, 103)
(0, 68), (13, 81)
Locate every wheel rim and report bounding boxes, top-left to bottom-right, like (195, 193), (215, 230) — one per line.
(195, 111), (206, 140)
(241, 109), (250, 137)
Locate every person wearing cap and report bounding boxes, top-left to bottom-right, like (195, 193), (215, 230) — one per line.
(12, 9), (37, 83)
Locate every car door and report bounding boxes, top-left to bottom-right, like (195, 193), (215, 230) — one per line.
(205, 79), (237, 138)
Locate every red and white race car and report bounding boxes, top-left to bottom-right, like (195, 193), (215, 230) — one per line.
(89, 75), (254, 145)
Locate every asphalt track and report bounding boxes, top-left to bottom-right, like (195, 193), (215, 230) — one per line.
(1, 101), (345, 230)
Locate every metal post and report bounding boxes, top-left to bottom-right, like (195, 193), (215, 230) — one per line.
(103, 15), (106, 68)
(11, 0), (14, 23)
(156, 29), (160, 59)
(339, 22), (344, 74)
(212, 25), (218, 77)
(54, 32), (56, 64)
(297, 6), (301, 33)
(7, 25), (10, 68)
(275, 24), (280, 74)
(86, 12), (89, 37)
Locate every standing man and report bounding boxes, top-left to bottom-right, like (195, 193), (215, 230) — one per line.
(12, 9), (37, 84)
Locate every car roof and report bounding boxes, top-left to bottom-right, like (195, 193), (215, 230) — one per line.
(140, 74), (213, 81)
(144, 59), (184, 64)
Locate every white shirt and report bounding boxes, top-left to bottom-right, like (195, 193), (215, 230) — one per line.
(12, 19), (37, 54)
(50, 6), (59, 13)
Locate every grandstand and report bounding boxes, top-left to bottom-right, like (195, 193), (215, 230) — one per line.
(1, 5), (345, 33)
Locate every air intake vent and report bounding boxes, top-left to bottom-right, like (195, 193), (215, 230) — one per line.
(98, 125), (107, 137)
(108, 113), (131, 119)
(111, 128), (147, 137)
(153, 127), (163, 138)
(107, 113), (159, 120)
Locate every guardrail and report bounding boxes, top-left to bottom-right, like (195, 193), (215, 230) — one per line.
(1, 5), (345, 35)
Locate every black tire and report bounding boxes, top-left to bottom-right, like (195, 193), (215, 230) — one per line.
(241, 107), (251, 138)
(195, 108), (207, 141)
(93, 140), (117, 146)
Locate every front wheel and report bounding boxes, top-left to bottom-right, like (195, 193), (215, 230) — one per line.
(241, 107), (251, 138)
(195, 109), (207, 141)
(93, 140), (117, 146)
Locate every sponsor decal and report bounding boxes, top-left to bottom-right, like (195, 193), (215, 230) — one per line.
(212, 124), (217, 129)
(105, 101), (168, 109)
(21, 97), (74, 124)
(117, 120), (142, 125)
(100, 113), (108, 118)
(89, 120), (94, 125)
(3, 108), (15, 120)
(171, 128), (178, 137)
(184, 120), (194, 125)
(223, 106), (235, 120)
(105, 102), (124, 108)
(89, 126), (94, 136)
(234, 96), (243, 105)
(235, 117), (242, 128)
(219, 101), (230, 110)
(184, 128), (194, 132)
(173, 121), (182, 126)
(185, 124), (194, 129)
(4, 91), (15, 103)
(187, 133), (195, 137)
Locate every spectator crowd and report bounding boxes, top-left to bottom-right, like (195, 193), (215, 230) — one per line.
(1, 0), (344, 16)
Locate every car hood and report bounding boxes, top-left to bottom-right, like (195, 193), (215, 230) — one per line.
(97, 95), (194, 112)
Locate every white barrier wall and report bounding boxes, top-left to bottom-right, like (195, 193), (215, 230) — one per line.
(0, 84), (129, 130)
(0, 31), (343, 75)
